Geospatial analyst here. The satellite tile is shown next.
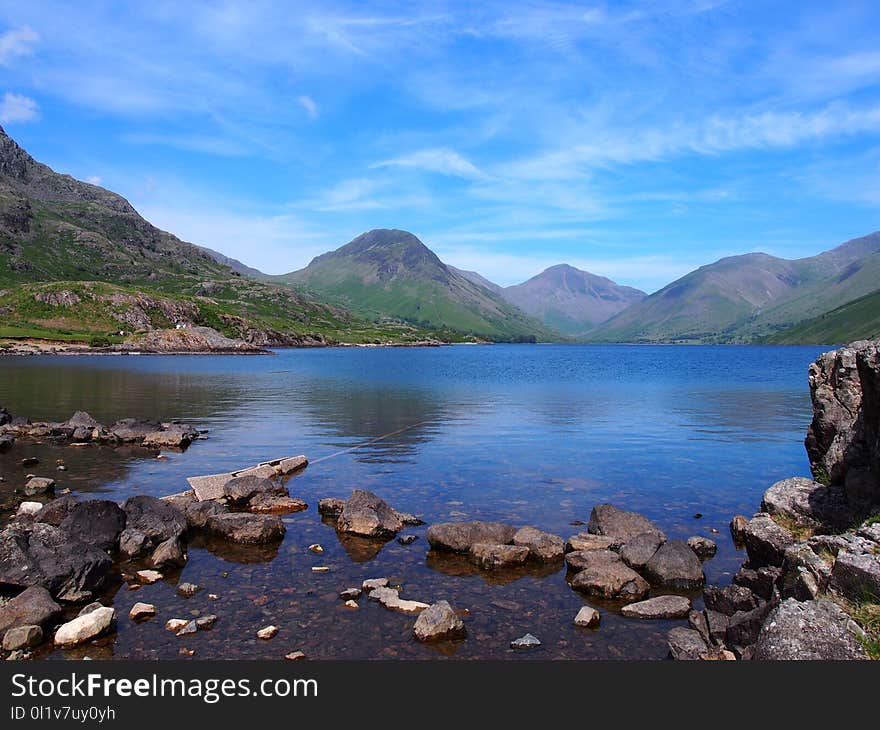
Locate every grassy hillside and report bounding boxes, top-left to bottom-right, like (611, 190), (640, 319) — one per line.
(589, 233), (880, 343)
(0, 126), (448, 346)
(765, 288), (880, 345)
(276, 229), (556, 342)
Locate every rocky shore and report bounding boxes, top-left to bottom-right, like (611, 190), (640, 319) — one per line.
(1, 340), (878, 660)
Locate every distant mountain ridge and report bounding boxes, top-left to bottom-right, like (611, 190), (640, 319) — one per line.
(588, 231), (880, 343)
(500, 263), (646, 336)
(275, 229), (557, 342)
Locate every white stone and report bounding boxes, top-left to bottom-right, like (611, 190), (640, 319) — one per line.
(368, 587), (429, 614)
(16, 501), (43, 517)
(257, 625), (279, 640)
(54, 607), (115, 647)
(136, 570), (163, 584)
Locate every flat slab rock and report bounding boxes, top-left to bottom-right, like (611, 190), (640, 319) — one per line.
(621, 595), (691, 619)
(754, 598), (867, 660)
(512, 526), (564, 562)
(368, 587), (429, 614)
(566, 533), (615, 552)
(187, 456), (307, 501)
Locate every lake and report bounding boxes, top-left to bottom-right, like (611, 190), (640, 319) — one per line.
(0, 344), (830, 659)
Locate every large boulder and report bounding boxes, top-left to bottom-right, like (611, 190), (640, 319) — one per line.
(207, 512), (285, 544)
(742, 513), (795, 568)
(754, 598), (867, 660)
(34, 496), (80, 526)
(703, 584), (758, 616)
(570, 562), (650, 600)
(121, 495), (187, 551)
(805, 341), (880, 507)
(587, 504), (665, 546)
(830, 551), (880, 602)
(512, 526), (565, 562)
(761, 477), (853, 531)
(0, 586), (63, 635)
(60, 500), (126, 551)
(336, 490), (404, 538)
(427, 521), (518, 553)
(24, 524), (114, 602)
(619, 531), (664, 570)
(222, 475), (285, 506)
(413, 600), (466, 641)
(643, 540), (705, 590)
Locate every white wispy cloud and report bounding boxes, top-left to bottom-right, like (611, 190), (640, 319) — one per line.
(373, 148), (486, 179)
(298, 95), (319, 119)
(0, 25), (38, 65)
(0, 92), (38, 123)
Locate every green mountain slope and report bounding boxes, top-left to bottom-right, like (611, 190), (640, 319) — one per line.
(589, 232), (880, 343)
(766, 288), (880, 344)
(0, 125), (441, 346)
(275, 229), (557, 342)
(501, 264), (646, 336)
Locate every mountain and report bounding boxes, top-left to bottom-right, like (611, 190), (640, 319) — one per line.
(0, 126), (441, 346)
(500, 264), (646, 336)
(766, 288), (880, 345)
(448, 265), (504, 295)
(275, 229), (556, 341)
(589, 232), (880, 343)
(197, 245), (271, 281)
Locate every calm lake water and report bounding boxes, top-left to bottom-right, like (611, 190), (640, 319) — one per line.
(0, 344), (829, 660)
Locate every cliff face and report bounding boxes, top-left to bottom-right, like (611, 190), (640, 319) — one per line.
(806, 340), (880, 508)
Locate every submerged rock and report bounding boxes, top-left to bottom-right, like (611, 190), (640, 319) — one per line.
(427, 521), (518, 553)
(413, 600), (466, 641)
(754, 598), (867, 660)
(368, 587), (429, 614)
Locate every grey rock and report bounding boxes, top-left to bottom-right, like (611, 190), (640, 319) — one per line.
(129, 603), (156, 620)
(339, 588), (362, 600)
(121, 496), (187, 548)
(754, 598), (867, 660)
(761, 476), (853, 531)
(207, 512), (285, 544)
(565, 549), (620, 571)
(336, 489), (403, 538)
(743, 513), (795, 567)
(176, 583), (202, 598)
(317, 498), (345, 517)
(34, 496), (79, 526)
(729, 515), (749, 543)
(470, 542), (529, 570)
(512, 526), (565, 562)
(142, 423), (199, 450)
(619, 531), (663, 570)
(0, 434), (14, 451)
(54, 606), (115, 646)
(570, 562), (650, 600)
(667, 626), (710, 660)
(108, 418), (161, 442)
(222, 475), (284, 506)
(195, 614), (217, 630)
(643, 540), (705, 590)
(565, 533), (615, 552)
(0, 586), (62, 635)
(573, 606), (601, 628)
(726, 600), (776, 649)
(118, 528), (151, 559)
(621, 595), (691, 619)
(23, 477), (55, 496)
(687, 536), (717, 560)
(180, 499), (226, 530)
(397, 534), (419, 546)
(3, 624), (43, 651)
(688, 609), (710, 644)
(413, 600), (466, 641)
(510, 633), (541, 650)
(151, 536), (186, 570)
(806, 341), (880, 507)
(830, 551), (880, 602)
(705, 610), (730, 645)
(780, 543), (832, 599)
(248, 494), (307, 514)
(703, 584), (758, 616)
(426, 521), (518, 553)
(60, 500), (126, 552)
(587, 504), (665, 546)
(733, 565), (780, 601)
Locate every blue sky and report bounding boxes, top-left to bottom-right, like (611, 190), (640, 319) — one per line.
(1, 1), (879, 292)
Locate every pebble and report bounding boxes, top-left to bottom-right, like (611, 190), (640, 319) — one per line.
(344, 600), (358, 609)
(397, 535), (419, 545)
(179, 648), (195, 657)
(165, 619), (189, 632)
(339, 588), (362, 600)
(195, 615), (217, 630)
(177, 583), (202, 598)
(307, 544), (324, 554)
(57, 465), (67, 471)
(176, 621), (198, 637)
(285, 651), (306, 661)
(510, 633), (542, 650)
(573, 606), (601, 628)
(311, 566), (330, 573)
(208, 594), (220, 601)
(257, 625), (279, 640)
(362, 578), (389, 591)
